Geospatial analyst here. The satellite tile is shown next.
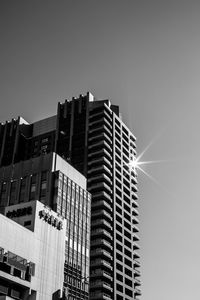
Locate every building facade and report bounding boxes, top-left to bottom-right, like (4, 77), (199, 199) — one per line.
(0, 153), (91, 300)
(0, 200), (66, 299)
(0, 92), (141, 300)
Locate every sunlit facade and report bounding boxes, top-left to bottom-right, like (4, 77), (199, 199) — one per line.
(0, 200), (66, 299)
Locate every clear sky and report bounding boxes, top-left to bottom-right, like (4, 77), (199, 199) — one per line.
(1, 1), (200, 299)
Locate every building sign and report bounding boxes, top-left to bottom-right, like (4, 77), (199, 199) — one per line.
(6, 206), (32, 219)
(39, 210), (63, 230)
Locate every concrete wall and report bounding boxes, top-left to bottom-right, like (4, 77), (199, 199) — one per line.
(0, 200), (66, 300)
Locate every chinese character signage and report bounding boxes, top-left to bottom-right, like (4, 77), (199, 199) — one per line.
(39, 210), (63, 230)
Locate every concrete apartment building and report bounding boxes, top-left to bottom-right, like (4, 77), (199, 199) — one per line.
(0, 92), (141, 300)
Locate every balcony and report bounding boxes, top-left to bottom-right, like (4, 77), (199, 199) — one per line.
(89, 183), (112, 196)
(88, 173), (112, 186)
(134, 278), (141, 286)
(134, 268), (141, 277)
(88, 132), (112, 146)
(132, 199), (139, 208)
(132, 207), (139, 216)
(133, 260), (140, 267)
(92, 219), (112, 230)
(88, 139), (112, 153)
(90, 281), (113, 292)
(133, 234), (139, 241)
(91, 229), (112, 240)
(90, 249), (112, 260)
(90, 239), (113, 250)
(88, 164), (112, 178)
(135, 288), (142, 296)
(92, 191), (112, 204)
(132, 217), (139, 225)
(133, 252), (140, 259)
(92, 200), (112, 212)
(90, 259), (112, 270)
(132, 192), (138, 200)
(90, 270), (112, 282)
(132, 225), (139, 233)
(133, 242), (140, 250)
(90, 292), (112, 300)
(92, 210), (112, 221)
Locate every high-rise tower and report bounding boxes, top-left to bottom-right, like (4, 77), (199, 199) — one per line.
(0, 92), (141, 300)
(55, 93), (141, 300)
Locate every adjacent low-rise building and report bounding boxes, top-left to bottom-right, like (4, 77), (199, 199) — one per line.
(0, 200), (66, 299)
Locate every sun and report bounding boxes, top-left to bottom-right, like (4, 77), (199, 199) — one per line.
(128, 156), (140, 172)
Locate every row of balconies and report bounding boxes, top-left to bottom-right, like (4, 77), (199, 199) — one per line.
(88, 164), (112, 178)
(88, 172), (112, 186)
(90, 292), (112, 300)
(91, 239), (113, 250)
(89, 116), (112, 132)
(92, 200), (112, 213)
(91, 228), (112, 240)
(90, 259), (112, 270)
(90, 270), (113, 282)
(89, 107), (112, 124)
(90, 280), (113, 292)
(88, 182), (112, 195)
(92, 219), (112, 231)
(88, 139), (112, 154)
(92, 191), (112, 204)
(92, 209), (112, 222)
(90, 248), (112, 260)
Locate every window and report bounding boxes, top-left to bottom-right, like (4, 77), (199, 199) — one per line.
(124, 239), (132, 249)
(125, 268), (132, 277)
(24, 220), (31, 227)
(116, 273), (123, 282)
(116, 224), (122, 233)
(116, 233), (122, 242)
(116, 243), (123, 252)
(116, 263), (123, 272)
(124, 258), (132, 267)
(125, 288), (132, 297)
(116, 252), (123, 262)
(9, 181), (17, 205)
(30, 174), (37, 201)
(125, 278), (132, 287)
(19, 178), (26, 203)
(117, 284), (123, 293)
(124, 248), (132, 258)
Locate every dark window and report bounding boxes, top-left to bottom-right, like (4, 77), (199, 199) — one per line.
(116, 263), (123, 272)
(116, 233), (122, 242)
(116, 273), (123, 282)
(19, 178), (26, 203)
(116, 214), (122, 224)
(125, 288), (132, 297)
(116, 205), (122, 214)
(116, 243), (123, 252)
(125, 268), (132, 277)
(124, 239), (132, 249)
(125, 278), (132, 287)
(124, 258), (132, 267)
(116, 252), (123, 262)
(117, 284), (123, 293)
(124, 220), (131, 231)
(24, 220), (31, 226)
(116, 224), (122, 233)
(9, 181), (17, 205)
(124, 248), (132, 258)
